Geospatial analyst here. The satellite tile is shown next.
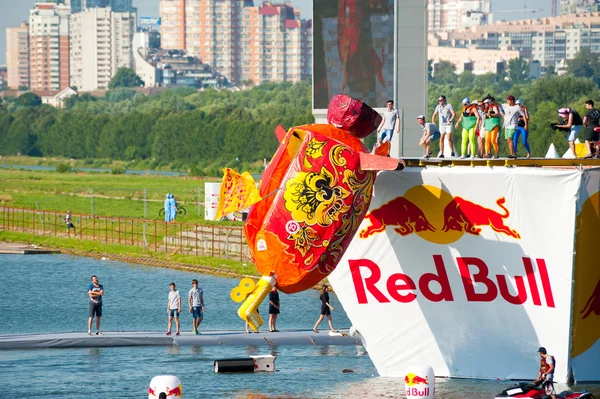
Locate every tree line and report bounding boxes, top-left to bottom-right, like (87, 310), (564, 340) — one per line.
(0, 83), (314, 175)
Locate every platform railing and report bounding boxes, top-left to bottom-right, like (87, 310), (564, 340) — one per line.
(0, 206), (251, 262)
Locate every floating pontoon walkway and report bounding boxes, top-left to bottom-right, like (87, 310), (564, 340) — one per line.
(0, 330), (359, 349)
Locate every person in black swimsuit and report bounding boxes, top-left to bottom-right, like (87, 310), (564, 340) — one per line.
(268, 287), (280, 332)
(312, 285), (336, 333)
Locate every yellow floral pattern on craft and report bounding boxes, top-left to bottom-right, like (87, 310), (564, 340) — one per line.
(284, 167), (350, 227)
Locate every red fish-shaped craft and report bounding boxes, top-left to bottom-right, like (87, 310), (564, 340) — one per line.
(233, 95), (404, 330)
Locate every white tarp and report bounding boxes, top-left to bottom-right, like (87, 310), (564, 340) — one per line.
(330, 166), (600, 382)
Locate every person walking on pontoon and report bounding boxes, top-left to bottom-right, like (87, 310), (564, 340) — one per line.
(313, 285), (336, 333)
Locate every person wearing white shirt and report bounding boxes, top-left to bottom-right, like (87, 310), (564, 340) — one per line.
(431, 95), (456, 157)
(376, 100), (400, 144)
(166, 282), (181, 336)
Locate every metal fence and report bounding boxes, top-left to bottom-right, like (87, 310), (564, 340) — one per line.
(0, 206), (250, 262)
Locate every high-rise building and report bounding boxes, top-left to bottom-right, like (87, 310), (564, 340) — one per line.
(240, 3), (312, 84)
(561, 0), (600, 14)
(159, 0), (312, 85)
(66, 0), (136, 14)
(6, 22), (30, 90)
(70, 7), (136, 90)
(428, 0), (492, 32)
(28, 3), (70, 91)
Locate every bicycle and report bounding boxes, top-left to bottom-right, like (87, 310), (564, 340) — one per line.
(159, 207), (187, 218)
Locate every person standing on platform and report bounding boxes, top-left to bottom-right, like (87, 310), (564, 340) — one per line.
(431, 95), (456, 158)
(417, 115), (440, 159)
(555, 107), (583, 158)
(502, 95), (524, 159)
(312, 285), (336, 333)
(166, 282), (181, 336)
(475, 100), (486, 158)
(87, 275), (104, 335)
(483, 98), (501, 158)
(583, 100), (600, 159)
(376, 100), (399, 145)
(188, 279), (204, 335)
(513, 99), (531, 159)
(268, 286), (280, 332)
(454, 97), (480, 159)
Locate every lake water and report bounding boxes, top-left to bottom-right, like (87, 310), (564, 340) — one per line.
(0, 254), (598, 398)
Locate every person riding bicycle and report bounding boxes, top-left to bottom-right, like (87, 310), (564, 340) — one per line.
(533, 347), (556, 399)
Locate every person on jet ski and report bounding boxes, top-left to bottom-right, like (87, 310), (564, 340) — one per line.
(534, 347), (556, 399)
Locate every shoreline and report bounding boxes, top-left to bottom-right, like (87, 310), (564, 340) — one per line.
(0, 240), (330, 290)
(60, 247), (250, 279)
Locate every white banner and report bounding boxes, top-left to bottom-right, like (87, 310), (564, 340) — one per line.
(330, 167), (592, 382)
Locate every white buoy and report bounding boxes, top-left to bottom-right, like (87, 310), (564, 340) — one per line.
(148, 375), (182, 398)
(404, 365), (434, 398)
(545, 143), (559, 159)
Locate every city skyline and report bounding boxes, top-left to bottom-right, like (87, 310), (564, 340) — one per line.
(1, 0), (550, 66)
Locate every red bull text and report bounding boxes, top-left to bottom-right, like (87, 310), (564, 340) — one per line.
(405, 373), (431, 397)
(349, 255), (555, 306)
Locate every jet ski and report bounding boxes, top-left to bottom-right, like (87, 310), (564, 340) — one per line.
(494, 382), (596, 399)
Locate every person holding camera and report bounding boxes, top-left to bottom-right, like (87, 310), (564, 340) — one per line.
(553, 107), (583, 158)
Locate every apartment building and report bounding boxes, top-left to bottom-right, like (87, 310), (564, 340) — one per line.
(429, 46), (520, 74)
(430, 13), (600, 68)
(240, 3), (311, 84)
(160, 0), (311, 85)
(70, 7), (136, 90)
(6, 22), (30, 90)
(67, 0), (136, 13)
(428, 0), (492, 32)
(561, 0), (600, 15)
(29, 3), (70, 92)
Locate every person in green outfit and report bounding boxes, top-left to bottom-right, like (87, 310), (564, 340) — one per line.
(455, 97), (481, 159)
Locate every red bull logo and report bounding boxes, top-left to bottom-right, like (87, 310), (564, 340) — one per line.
(148, 385), (182, 398)
(360, 185), (520, 244)
(360, 196), (436, 238)
(349, 255), (555, 307)
(405, 373), (431, 397)
(581, 278), (600, 320)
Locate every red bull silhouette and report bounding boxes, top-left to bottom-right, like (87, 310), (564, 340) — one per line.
(411, 375), (429, 385)
(581, 278), (600, 320)
(360, 196), (436, 238)
(442, 197), (520, 239)
(166, 386), (182, 396)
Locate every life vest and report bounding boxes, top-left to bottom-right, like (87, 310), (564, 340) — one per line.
(462, 104), (478, 130)
(540, 355), (556, 374)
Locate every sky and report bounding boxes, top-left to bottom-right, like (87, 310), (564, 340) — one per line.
(0, 0), (550, 65)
